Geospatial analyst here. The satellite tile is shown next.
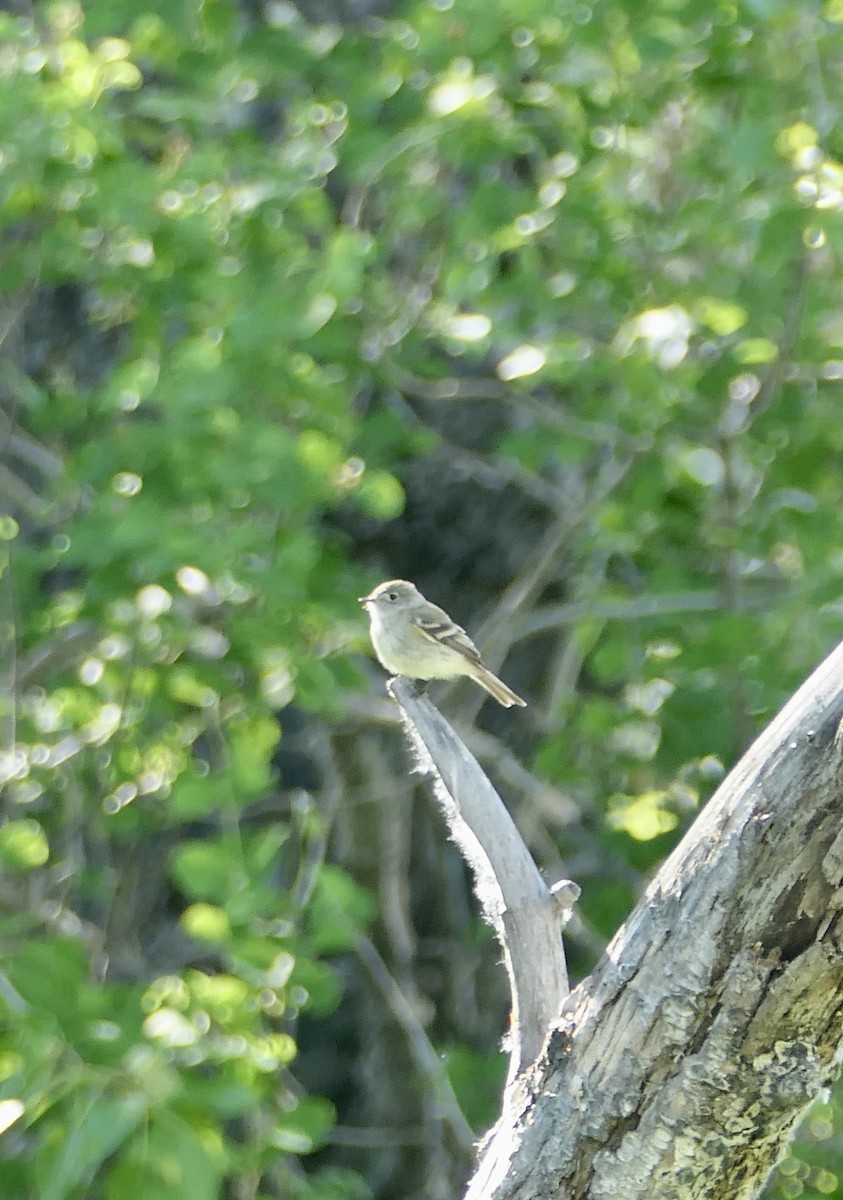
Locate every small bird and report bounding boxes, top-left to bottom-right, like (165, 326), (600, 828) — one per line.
(359, 579), (526, 708)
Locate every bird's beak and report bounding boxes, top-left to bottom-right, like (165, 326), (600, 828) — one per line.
(358, 594), (374, 606)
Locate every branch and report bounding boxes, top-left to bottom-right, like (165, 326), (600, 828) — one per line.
(16, 621), (98, 690)
(469, 637), (843, 1199)
(355, 935), (476, 1154)
(382, 359), (620, 445)
(386, 678), (578, 1086)
(515, 584), (794, 640)
(443, 457), (632, 727)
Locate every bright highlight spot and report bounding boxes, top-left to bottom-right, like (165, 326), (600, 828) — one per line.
(84, 703), (123, 746)
(0, 819), (49, 869)
(681, 447), (725, 487)
(304, 292), (337, 333)
(538, 180), (566, 207)
(446, 313), (492, 341)
(428, 70), (496, 116)
(626, 305), (693, 369)
(136, 584), (172, 618)
(79, 658), (105, 685)
(143, 1008), (200, 1047)
(176, 566), (212, 597)
(0, 1100), (24, 1136)
(496, 344), (546, 381)
(549, 271), (577, 297)
(695, 298), (748, 336)
(626, 678), (675, 716)
(112, 472), (143, 496)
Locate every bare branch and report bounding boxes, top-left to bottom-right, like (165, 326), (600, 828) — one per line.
(16, 622), (98, 690)
(387, 677), (578, 1085)
(465, 727), (579, 827)
(382, 359), (620, 445)
(355, 934), (476, 1153)
(516, 584), (794, 641)
(0, 461), (50, 519)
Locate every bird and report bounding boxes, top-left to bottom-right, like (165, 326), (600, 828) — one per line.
(359, 579), (526, 708)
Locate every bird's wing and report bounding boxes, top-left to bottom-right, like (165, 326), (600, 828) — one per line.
(412, 609), (483, 664)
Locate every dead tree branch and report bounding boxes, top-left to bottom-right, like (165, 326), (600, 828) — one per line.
(468, 637), (843, 1199)
(386, 677), (578, 1088)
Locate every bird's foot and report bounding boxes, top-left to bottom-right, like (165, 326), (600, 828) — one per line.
(388, 675), (430, 698)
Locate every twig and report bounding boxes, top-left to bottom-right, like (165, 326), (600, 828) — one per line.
(326, 1125), (427, 1147)
(355, 934), (476, 1153)
(0, 461), (50, 519)
(16, 621), (98, 689)
(0, 549), (17, 766)
(752, 251), (808, 420)
(444, 454), (631, 726)
(515, 584), (794, 641)
(545, 547), (611, 718)
(5, 430), (62, 477)
(718, 440), (754, 752)
(342, 690), (580, 828)
(477, 455), (633, 656)
(341, 126), (441, 228)
(428, 439), (570, 513)
(465, 727), (579, 826)
(290, 725), (344, 912)
(382, 359), (620, 445)
(357, 736), (417, 973)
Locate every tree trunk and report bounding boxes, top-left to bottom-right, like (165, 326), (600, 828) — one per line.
(467, 639), (843, 1198)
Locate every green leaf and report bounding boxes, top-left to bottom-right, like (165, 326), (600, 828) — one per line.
(5, 939), (88, 1016)
(270, 1095), (336, 1154)
(36, 1093), (148, 1200)
(180, 903), (232, 943)
(170, 840), (242, 902)
(0, 820), (49, 870)
(607, 792), (679, 841)
(355, 470), (406, 519)
(443, 1045), (507, 1128)
(307, 867), (376, 954)
(105, 1109), (226, 1200)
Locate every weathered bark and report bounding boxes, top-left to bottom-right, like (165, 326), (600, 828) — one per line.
(467, 639), (843, 1199)
(386, 678), (578, 1086)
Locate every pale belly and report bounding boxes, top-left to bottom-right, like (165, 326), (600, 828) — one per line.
(370, 616), (468, 680)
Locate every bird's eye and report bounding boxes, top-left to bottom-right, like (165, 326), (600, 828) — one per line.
(388, 592), (398, 602)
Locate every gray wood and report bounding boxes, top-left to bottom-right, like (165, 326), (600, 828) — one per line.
(387, 678), (577, 1085)
(468, 638), (843, 1198)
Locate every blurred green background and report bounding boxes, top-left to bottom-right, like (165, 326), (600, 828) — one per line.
(1, 0), (843, 1197)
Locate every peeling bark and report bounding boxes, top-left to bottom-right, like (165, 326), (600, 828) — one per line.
(467, 639), (843, 1199)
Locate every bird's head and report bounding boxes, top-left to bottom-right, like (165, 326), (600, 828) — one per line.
(358, 579), (418, 610)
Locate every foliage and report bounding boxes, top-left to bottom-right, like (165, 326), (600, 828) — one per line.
(1, 0), (843, 1197)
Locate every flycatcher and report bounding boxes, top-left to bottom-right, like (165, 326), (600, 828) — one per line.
(359, 579), (526, 708)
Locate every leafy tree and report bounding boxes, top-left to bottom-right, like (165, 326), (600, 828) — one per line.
(1, 0), (842, 1197)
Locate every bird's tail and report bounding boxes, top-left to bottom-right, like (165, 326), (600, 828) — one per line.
(469, 664), (527, 708)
